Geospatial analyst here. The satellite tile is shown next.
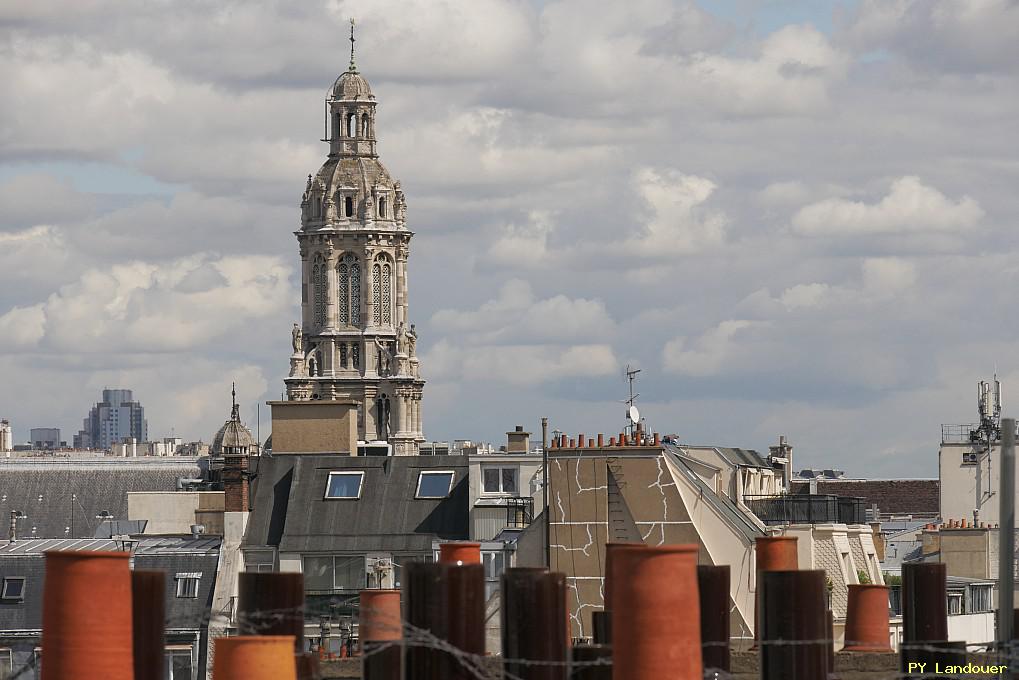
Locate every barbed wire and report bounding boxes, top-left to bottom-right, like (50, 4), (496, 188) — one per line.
(10, 600), (1019, 680)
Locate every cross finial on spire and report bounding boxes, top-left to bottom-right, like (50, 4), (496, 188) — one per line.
(230, 382), (239, 421)
(349, 18), (357, 72)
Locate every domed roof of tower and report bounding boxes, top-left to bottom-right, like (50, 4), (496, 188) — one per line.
(212, 384), (256, 455)
(331, 68), (374, 101)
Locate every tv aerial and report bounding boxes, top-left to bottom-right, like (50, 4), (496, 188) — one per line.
(621, 365), (642, 438)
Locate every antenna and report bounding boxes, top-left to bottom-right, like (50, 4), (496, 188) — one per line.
(622, 365), (642, 438)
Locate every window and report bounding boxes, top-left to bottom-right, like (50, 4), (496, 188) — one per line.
(416, 471), (455, 498)
(371, 258), (393, 326)
(482, 466), (519, 494)
(361, 113), (370, 137)
(337, 253), (360, 325)
(482, 551), (507, 600)
(344, 195), (354, 218)
(303, 555), (366, 591)
(348, 113), (357, 138)
(312, 254), (326, 327)
(970, 585), (992, 613)
(1, 578), (24, 602)
(947, 592), (963, 615)
(166, 647), (193, 680)
(378, 196), (387, 218)
(325, 471), (365, 499)
(245, 550), (275, 573)
(175, 573), (201, 599)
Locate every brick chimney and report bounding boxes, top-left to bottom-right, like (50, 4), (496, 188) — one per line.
(223, 454), (249, 513)
(506, 425), (531, 454)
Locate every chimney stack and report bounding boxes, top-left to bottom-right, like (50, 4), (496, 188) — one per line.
(224, 454), (249, 513)
(506, 425), (531, 454)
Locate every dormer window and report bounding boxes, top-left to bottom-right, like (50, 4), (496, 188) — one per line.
(416, 470), (455, 499)
(325, 471), (365, 499)
(345, 195), (354, 218)
(378, 196), (387, 218)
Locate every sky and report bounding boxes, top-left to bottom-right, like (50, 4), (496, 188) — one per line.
(1, 0), (1018, 477)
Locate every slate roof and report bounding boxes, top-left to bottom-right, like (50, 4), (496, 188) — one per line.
(244, 454), (470, 553)
(0, 458), (206, 539)
(0, 535), (220, 633)
(790, 478), (939, 518)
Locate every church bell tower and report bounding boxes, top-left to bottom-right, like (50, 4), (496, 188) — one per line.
(285, 24), (425, 455)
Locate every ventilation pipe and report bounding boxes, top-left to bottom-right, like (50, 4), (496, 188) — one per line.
(446, 561), (485, 680)
(753, 536), (798, 643)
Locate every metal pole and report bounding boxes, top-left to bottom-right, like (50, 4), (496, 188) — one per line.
(999, 418), (1015, 655)
(542, 417), (549, 569)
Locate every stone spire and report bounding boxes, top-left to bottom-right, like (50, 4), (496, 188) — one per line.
(284, 45), (426, 455)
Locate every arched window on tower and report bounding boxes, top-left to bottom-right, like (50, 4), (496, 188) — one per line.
(348, 112), (357, 138)
(337, 253), (360, 326)
(372, 262), (382, 325)
(312, 254), (326, 327)
(344, 195), (354, 218)
(361, 113), (370, 138)
(378, 196), (387, 219)
(372, 255), (393, 326)
(333, 112), (341, 139)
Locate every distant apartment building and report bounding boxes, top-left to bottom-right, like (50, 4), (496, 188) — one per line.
(0, 420), (12, 453)
(28, 428), (61, 450)
(73, 388), (148, 450)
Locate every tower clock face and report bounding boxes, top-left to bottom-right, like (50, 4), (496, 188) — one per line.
(285, 57), (425, 452)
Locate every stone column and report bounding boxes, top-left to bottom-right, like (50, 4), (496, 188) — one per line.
(325, 250), (338, 329)
(299, 241), (311, 329)
(396, 250), (409, 327)
(363, 385), (377, 443)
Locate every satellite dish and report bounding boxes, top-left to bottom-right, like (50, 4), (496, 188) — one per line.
(628, 406), (640, 423)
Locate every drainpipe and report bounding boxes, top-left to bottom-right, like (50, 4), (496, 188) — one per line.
(542, 417), (549, 569)
(999, 418), (1015, 657)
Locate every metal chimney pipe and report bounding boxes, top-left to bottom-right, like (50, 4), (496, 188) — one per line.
(404, 562), (451, 680)
(502, 568), (568, 680)
(1000, 418), (1015, 655)
(759, 570), (827, 680)
(238, 573), (306, 653)
(902, 562), (948, 643)
(697, 565), (730, 674)
(569, 644), (611, 680)
(446, 564), (485, 680)
(132, 570), (166, 680)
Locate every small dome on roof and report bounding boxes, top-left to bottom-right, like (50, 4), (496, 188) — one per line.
(332, 69), (374, 101)
(212, 384), (256, 455)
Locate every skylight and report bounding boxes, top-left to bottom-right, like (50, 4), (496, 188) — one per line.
(325, 471), (365, 499)
(2, 577), (25, 602)
(416, 470), (455, 499)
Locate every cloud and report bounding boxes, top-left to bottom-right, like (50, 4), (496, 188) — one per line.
(483, 211), (554, 269)
(426, 340), (618, 386)
(1, 254), (292, 354)
(792, 176), (983, 236)
(622, 168), (727, 257)
(844, 0), (1019, 73)
(662, 320), (766, 377)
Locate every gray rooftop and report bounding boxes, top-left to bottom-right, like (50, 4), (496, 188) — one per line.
(0, 458), (205, 539)
(245, 454), (470, 553)
(0, 535), (221, 633)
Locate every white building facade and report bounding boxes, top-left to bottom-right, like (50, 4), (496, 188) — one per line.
(284, 51), (425, 456)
